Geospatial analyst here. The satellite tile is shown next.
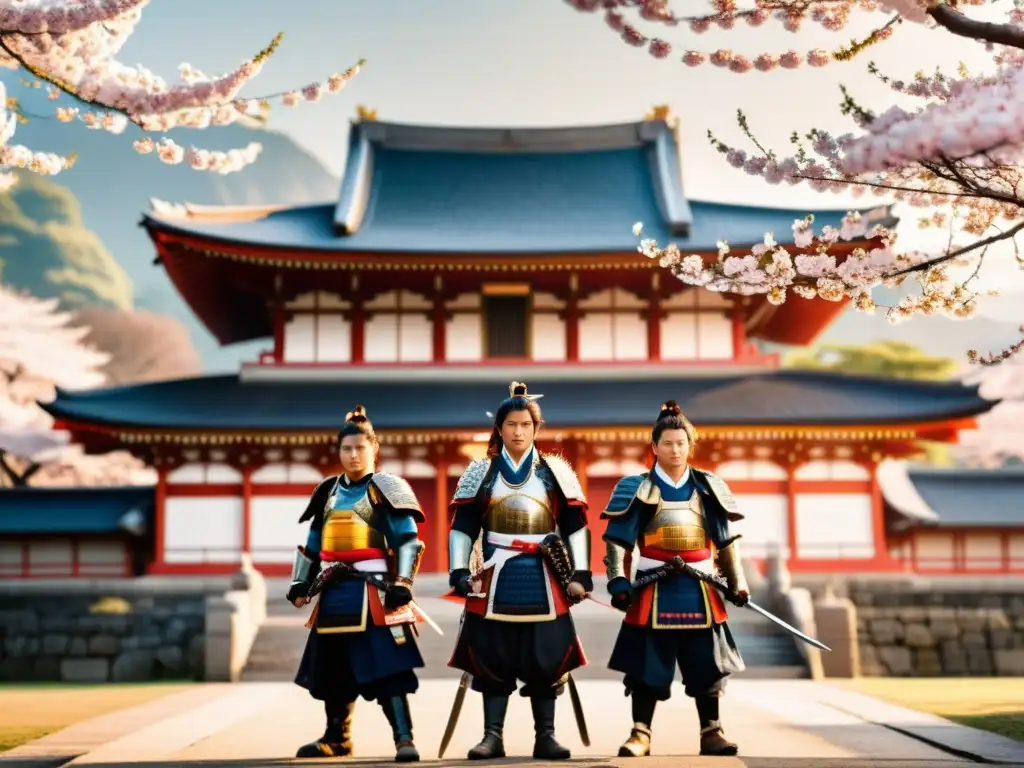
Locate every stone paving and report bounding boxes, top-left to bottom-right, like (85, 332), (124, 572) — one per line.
(4, 679), (1024, 768)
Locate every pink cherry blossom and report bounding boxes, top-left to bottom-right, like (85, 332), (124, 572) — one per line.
(0, 1), (364, 186)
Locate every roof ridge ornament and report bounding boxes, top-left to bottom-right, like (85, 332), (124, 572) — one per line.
(645, 104), (678, 129)
(355, 104), (378, 122)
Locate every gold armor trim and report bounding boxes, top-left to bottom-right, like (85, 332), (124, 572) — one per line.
(484, 465), (557, 535)
(700, 470), (742, 518)
(369, 472), (423, 516)
(716, 539), (750, 595)
(642, 493), (707, 552)
(604, 540), (629, 582)
(453, 459), (491, 502)
(541, 453), (586, 504)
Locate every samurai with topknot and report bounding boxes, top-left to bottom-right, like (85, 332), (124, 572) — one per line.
(446, 382), (592, 761)
(602, 401), (748, 757)
(288, 406), (428, 762)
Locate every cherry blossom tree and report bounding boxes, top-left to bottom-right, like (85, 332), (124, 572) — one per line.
(955, 349), (1024, 466)
(0, 0), (363, 191)
(568, 1), (1024, 362)
(0, 284), (153, 486)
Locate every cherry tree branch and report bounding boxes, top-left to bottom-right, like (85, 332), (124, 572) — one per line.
(890, 219), (1024, 276)
(928, 3), (1024, 50)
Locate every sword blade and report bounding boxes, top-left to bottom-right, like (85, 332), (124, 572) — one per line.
(745, 600), (832, 652)
(437, 671), (470, 759)
(409, 600), (444, 637)
(566, 674), (590, 747)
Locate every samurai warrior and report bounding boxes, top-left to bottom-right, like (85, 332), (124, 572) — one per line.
(446, 382), (591, 761)
(603, 401), (749, 757)
(287, 406), (427, 762)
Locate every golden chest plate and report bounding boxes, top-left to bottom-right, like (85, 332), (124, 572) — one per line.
(484, 465), (556, 536)
(642, 491), (707, 552)
(321, 486), (386, 553)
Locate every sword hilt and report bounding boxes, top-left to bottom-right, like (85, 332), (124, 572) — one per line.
(679, 561), (748, 607)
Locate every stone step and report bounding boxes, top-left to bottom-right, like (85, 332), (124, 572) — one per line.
(733, 664), (809, 679)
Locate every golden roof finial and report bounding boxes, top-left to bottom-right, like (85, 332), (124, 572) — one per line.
(355, 104), (378, 122)
(645, 104), (678, 129)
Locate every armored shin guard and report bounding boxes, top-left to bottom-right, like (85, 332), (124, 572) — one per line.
(696, 695), (737, 756)
(380, 695), (419, 762)
(531, 696), (571, 761)
(467, 694), (508, 760)
(295, 700), (354, 758)
(618, 692), (657, 757)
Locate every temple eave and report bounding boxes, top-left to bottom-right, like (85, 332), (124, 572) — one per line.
(53, 419), (980, 446)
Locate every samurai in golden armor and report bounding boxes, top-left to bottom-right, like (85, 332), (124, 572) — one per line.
(288, 406), (427, 762)
(445, 382), (592, 761)
(603, 401), (749, 758)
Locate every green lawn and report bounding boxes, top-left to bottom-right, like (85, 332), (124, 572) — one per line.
(836, 678), (1024, 742)
(0, 682), (192, 752)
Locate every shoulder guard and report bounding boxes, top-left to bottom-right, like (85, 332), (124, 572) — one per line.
(369, 472), (426, 523)
(541, 453), (586, 504)
(694, 469), (743, 522)
(297, 476), (337, 523)
(603, 473), (660, 517)
(452, 458), (491, 502)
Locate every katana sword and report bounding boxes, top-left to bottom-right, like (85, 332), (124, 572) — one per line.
(437, 671), (470, 759)
(637, 556), (832, 653)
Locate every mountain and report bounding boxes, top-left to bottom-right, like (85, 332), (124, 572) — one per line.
(0, 171), (133, 310)
(1, 78), (340, 370)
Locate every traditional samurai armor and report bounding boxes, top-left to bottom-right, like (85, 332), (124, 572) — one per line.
(603, 463), (748, 757)
(447, 446), (591, 760)
(288, 471), (427, 762)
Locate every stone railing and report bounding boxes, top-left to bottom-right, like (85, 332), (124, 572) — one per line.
(204, 555), (268, 682)
(762, 551), (825, 680)
(0, 560), (266, 683)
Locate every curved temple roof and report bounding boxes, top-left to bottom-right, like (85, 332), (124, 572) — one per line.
(42, 370), (993, 433)
(884, 464), (1024, 529)
(142, 119), (896, 255)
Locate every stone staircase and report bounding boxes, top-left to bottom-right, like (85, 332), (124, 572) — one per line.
(240, 594), (308, 683)
(727, 607), (809, 679)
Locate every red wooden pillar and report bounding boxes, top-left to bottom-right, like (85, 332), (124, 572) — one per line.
(868, 463), (890, 565)
(432, 294), (447, 363)
(785, 462), (798, 564)
(151, 468), (168, 573)
(350, 300), (365, 364)
(731, 310), (746, 360)
(241, 466), (253, 561)
(1001, 531), (1010, 572)
(273, 304), (285, 362)
(647, 272), (662, 361)
(565, 289), (580, 361)
(433, 448), (451, 573)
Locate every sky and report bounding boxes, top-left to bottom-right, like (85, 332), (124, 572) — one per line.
(36, 1), (1024, 320)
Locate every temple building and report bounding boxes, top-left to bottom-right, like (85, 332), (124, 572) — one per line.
(22, 114), (1010, 578)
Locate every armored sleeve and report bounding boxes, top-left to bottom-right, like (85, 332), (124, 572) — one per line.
(448, 460), (489, 572)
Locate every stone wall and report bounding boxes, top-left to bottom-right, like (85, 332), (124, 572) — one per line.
(0, 576), (253, 683)
(844, 578), (1024, 677)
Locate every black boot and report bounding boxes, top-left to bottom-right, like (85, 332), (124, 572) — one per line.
(531, 696), (570, 760)
(467, 694), (508, 760)
(380, 695), (419, 762)
(696, 695), (737, 756)
(618, 691), (657, 757)
(296, 699), (354, 758)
